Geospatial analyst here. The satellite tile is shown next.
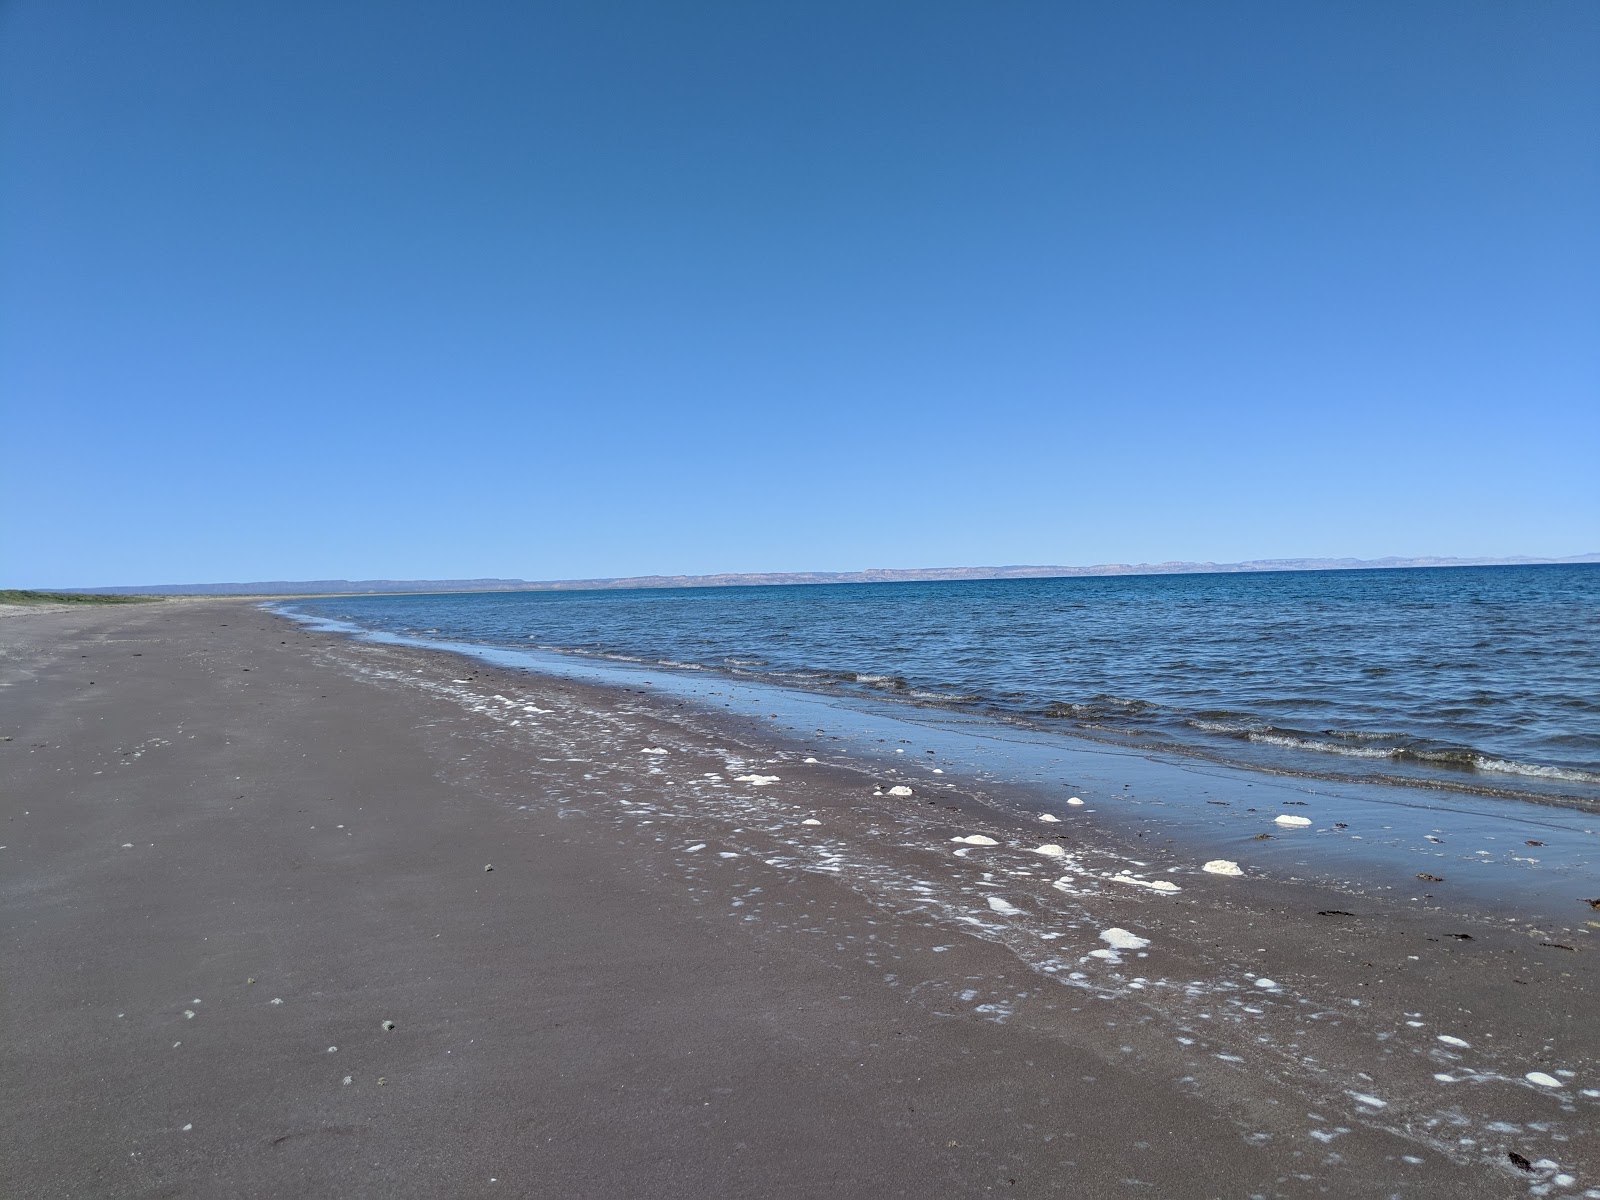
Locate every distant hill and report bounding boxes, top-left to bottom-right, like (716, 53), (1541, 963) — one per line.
(62, 553), (1600, 596)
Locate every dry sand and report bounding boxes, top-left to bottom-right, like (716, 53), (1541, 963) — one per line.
(2, 600), (1597, 1197)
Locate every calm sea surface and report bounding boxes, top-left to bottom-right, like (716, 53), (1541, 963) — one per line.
(286, 565), (1600, 804)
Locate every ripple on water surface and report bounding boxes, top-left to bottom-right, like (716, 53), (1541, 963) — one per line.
(285, 565), (1600, 805)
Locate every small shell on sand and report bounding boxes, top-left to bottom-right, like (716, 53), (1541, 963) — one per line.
(1113, 873), (1181, 894)
(1273, 814), (1313, 828)
(1099, 928), (1150, 951)
(1203, 859), (1244, 876)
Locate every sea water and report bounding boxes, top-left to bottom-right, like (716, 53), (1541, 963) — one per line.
(284, 564), (1599, 807)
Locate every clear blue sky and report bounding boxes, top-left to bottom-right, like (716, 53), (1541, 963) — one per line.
(3, 1), (1596, 586)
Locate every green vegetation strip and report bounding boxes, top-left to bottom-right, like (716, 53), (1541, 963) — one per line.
(0, 590), (160, 606)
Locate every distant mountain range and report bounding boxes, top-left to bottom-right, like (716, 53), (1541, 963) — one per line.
(74, 553), (1600, 596)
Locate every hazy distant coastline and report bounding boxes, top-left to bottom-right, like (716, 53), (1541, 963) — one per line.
(66, 553), (1600, 596)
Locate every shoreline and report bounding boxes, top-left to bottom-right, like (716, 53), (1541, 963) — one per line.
(273, 604), (1600, 925)
(4, 600), (1598, 1196)
(267, 584), (1600, 813)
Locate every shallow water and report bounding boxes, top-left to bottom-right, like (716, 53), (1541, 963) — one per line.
(284, 564), (1600, 806)
(273, 609), (1600, 922)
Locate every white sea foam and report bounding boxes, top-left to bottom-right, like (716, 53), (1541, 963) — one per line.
(886, 785), (914, 797)
(1038, 813), (1061, 823)
(1030, 843), (1066, 858)
(1223, 733), (1600, 783)
(951, 835), (999, 846)
(734, 774), (781, 786)
(1525, 1071), (1563, 1088)
(1436, 1035), (1471, 1048)
(1273, 814), (1313, 828)
(1249, 732), (1396, 758)
(1066, 797), (1085, 806)
(1202, 859), (1243, 876)
(1471, 757), (1600, 783)
(986, 896), (1022, 916)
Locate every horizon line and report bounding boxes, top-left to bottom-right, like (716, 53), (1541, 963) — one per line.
(42, 551), (1600, 596)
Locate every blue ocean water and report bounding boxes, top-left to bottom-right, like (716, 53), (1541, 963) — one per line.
(286, 565), (1600, 804)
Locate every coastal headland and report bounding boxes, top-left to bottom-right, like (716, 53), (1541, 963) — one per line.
(3, 601), (1597, 1197)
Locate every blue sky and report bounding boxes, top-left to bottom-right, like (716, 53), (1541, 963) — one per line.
(3, 1), (1596, 586)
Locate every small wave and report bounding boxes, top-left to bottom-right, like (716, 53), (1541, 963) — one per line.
(1468, 756), (1600, 784)
(1229, 730), (1600, 782)
(904, 689), (984, 704)
(1044, 695), (1159, 720)
(1093, 694), (1157, 713)
(1188, 717), (1266, 735)
(1043, 702), (1093, 719)
(1321, 728), (1411, 743)
(853, 673), (909, 690)
(1246, 732), (1397, 759)
(787, 669), (862, 685)
(1404, 745), (1481, 767)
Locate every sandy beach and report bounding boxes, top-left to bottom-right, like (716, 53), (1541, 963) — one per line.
(3, 600), (1597, 1198)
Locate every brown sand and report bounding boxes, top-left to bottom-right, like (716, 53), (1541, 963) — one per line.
(2, 600), (1596, 1197)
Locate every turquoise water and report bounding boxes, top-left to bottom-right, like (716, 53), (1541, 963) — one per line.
(286, 565), (1600, 805)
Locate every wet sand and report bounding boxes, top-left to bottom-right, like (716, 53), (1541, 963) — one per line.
(3, 600), (1597, 1197)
